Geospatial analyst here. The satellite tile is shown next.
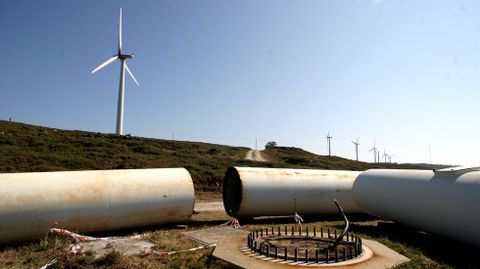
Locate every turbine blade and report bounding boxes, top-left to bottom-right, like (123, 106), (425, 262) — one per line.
(125, 63), (139, 86)
(91, 56), (118, 74)
(118, 8), (123, 52)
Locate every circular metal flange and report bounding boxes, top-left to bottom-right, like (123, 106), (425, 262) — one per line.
(247, 226), (363, 264)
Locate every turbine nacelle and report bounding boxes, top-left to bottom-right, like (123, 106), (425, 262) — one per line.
(118, 53), (133, 59)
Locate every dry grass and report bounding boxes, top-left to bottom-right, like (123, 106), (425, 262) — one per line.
(2, 208), (479, 269)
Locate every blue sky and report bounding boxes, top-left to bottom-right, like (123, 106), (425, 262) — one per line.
(1, 0), (480, 166)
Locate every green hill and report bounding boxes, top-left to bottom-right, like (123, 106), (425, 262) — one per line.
(0, 120), (444, 192)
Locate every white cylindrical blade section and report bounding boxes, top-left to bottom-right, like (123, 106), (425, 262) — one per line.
(125, 63), (139, 86)
(91, 56), (118, 74)
(118, 8), (123, 52)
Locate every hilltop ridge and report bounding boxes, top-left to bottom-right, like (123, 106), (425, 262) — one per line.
(0, 120), (446, 192)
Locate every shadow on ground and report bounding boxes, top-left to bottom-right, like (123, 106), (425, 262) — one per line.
(335, 221), (480, 269)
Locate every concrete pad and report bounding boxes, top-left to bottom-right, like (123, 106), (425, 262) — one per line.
(79, 237), (155, 258)
(182, 226), (250, 244)
(213, 235), (409, 269)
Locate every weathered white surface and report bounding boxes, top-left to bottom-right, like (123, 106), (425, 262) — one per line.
(353, 168), (480, 246)
(0, 168), (194, 244)
(223, 167), (362, 217)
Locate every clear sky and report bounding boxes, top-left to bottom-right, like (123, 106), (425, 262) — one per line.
(1, 0), (479, 166)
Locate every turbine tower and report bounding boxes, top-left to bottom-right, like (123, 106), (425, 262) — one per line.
(326, 132), (333, 156)
(92, 8), (139, 135)
(369, 140), (377, 163)
(351, 137), (360, 161)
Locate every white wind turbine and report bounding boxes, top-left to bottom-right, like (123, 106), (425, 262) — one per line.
(92, 8), (139, 135)
(369, 140), (377, 163)
(326, 132), (333, 156)
(351, 137), (360, 161)
(382, 148), (388, 163)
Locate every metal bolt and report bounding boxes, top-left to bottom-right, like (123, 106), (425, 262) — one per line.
(295, 248), (298, 262)
(275, 246), (278, 259)
(284, 247), (288, 260)
(316, 249), (319, 263)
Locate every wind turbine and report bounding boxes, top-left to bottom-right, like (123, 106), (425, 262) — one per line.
(382, 148), (387, 163)
(326, 132), (333, 156)
(351, 137), (360, 161)
(91, 8), (139, 135)
(369, 140), (377, 163)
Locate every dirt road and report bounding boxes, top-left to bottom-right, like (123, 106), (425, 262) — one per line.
(244, 150), (267, 162)
(194, 201), (224, 212)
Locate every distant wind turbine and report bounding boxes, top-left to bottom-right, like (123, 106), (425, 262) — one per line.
(91, 8), (139, 135)
(369, 140), (377, 163)
(326, 132), (333, 156)
(382, 148), (387, 163)
(351, 137), (360, 161)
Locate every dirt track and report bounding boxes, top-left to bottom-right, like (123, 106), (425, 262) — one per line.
(244, 150), (267, 162)
(194, 201), (224, 212)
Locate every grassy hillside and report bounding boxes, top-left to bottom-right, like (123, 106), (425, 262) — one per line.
(264, 146), (442, 170)
(0, 120), (443, 192)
